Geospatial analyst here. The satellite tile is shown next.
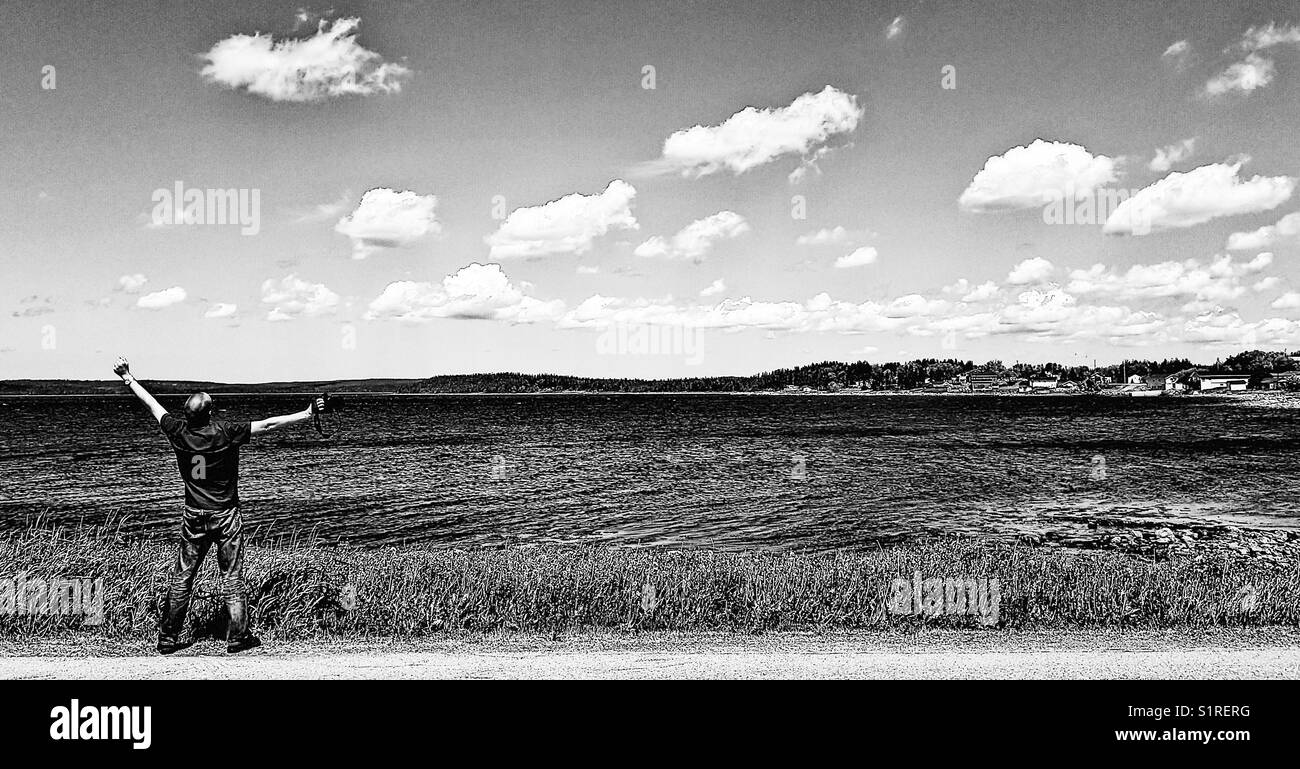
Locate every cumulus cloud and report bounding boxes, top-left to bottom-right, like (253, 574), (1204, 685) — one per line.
(634, 211), (749, 261)
(486, 180), (638, 259)
(261, 275), (340, 320)
(885, 16), (905, 40)
(1204, 24), (1300, 96)
(556, 293), (891, 334)
(1205, 54), (1276, 96)
(1270, 292), (1300, 310)
(1227, 211), (1300, 250)
(136, 286), (186, 310)
(117, 274), (148, 294)
(1104, 161), (1295, 235)
(1007, 257), (1054, 285)
(1148, 138), (1196, 172)
(1066, 253), (1274, 307)
(834, 246), (878, 268)
(552, 285), (1170, 348)
(365, 263), (563, 323)
(639, 86), (862, 178)
(883, 294), (946, 318)
(943, 279), (1000, 302)
(796, 226), (868, 246)
(1183, 307), (1300, 346)
(1162, 40), (1192, 68)
(699, 279), (727, 297)
(204, 302), (238, 319)
(958, 140), (1118, 213)
(334, 188), (440, 259)
(199, 17), (410, 102)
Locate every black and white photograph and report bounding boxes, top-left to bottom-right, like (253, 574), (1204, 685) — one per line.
(0, 0), (1296, 753)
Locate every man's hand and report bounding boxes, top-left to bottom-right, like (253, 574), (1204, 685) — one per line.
(115, 356), (167, 422)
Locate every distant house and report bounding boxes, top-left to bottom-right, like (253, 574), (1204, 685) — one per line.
(1164, 368), (1198, 391)
(1127, 374), (1145, 384)
(1193, 371), (1249, 392)
(1262, 372), (1300, 390)
(968, 372), (1001, 390)
(1029, 374), (1059, 390)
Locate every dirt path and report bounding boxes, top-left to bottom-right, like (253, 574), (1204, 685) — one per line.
(4, 629), (1298, 679)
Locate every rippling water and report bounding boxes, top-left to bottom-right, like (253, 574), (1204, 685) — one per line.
(2, 394), (1298, 551)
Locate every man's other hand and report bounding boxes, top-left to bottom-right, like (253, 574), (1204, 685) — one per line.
(113, 356), (131, 377)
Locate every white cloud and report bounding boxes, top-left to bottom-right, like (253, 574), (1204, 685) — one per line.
(576, 265), (600, 275)
(1066, 253), (1274, 305)
(1271, 292), (1300, 310)
(117, 274), (148, 294)
(1226, 211), (1300, 250)
(796, 226), (868, 246)
(365, 263), (563, 323)
(1104, 161), (1295, 235)
(199, 17), (410, 102)
(958, 140), (1117, 212)
(834, 246), (878, 268)
(136, 286), (186, 310)
(293, 191), (353, 224)
(699, 279), (727, 297)
(943, 279), (1000, 302)
(1007, 257), (1054, 285)
(1148, 138), (1196, 172)
(1238, 23), (1300, 51)
(486, 180), (638, 259)
(260, 275), (340, 320)
(641, 86), (862, 178)
(787, 145), (843, 184)
(334, 188), (440, 259)
(885, 16), (905, 40)
(634, 211), (749, 260)
(552, 285), (1169, 348)
(1162, 40), (1191, 68)
(1205, 54), (1276, 96)
(1182, 307), (1300, 346)
(883, 294), (946, 318)
(204, 302), (238, 319)
(1204, 25), (1300, 97)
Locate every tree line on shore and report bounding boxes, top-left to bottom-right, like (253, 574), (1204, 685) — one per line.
(400, 349), (1300, 393)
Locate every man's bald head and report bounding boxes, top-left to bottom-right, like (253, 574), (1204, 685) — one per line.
(184, 392), (212, 428)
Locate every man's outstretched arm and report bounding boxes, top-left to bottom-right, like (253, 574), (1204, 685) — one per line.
(250, 397), (325, 435)
(113, 356), (168, 423)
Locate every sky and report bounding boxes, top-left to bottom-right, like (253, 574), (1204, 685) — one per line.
(3, 0), (1300, 382)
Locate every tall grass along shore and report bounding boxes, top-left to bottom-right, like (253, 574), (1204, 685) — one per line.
(1, 521), (1296, 643)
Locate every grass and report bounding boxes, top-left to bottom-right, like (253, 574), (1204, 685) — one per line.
(0, 521), (1297, 641)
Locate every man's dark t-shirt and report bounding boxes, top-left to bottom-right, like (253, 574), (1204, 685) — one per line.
(159, 414), (252, 510)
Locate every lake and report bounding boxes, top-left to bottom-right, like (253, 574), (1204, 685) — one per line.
(1, 394), (1298, 550)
